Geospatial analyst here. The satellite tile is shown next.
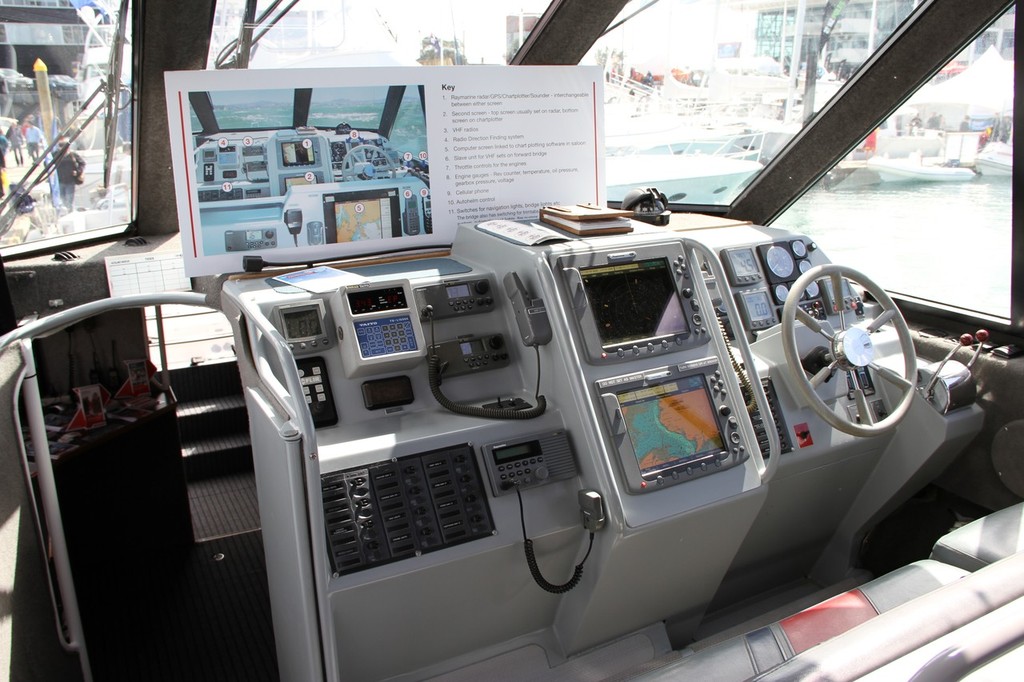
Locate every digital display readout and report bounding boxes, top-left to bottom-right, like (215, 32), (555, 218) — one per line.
(281, 307), (323, 340)
(459, 339), (485, 356)
(741, 290), (775, 324)
(347, 286), (408, 315)
(446, 283), (472, 299)
(492, 440), (541, 464)
(728, 248), (760, 277)
(616, 375), (725, 477)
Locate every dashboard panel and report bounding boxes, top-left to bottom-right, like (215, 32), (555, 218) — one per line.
(221, 220), (934, 681)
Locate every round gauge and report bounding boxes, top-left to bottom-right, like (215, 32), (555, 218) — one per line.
(798, 260), (820, 298)
(774, 283), (790, 303)
(765, 245), (795, 279)
(792, 240), (808, 258)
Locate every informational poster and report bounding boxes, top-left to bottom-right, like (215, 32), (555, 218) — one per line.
(165, 66), (605, 277)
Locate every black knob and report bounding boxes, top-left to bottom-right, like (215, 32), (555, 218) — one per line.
(475, 279), (490, 294)
(488, 335), (504, 350)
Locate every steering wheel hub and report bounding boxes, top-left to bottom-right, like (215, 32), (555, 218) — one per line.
(834, 326), (875, 369)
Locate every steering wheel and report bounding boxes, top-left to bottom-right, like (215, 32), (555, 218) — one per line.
(781, 264), (917, 437)
(340, 144), (400, 180)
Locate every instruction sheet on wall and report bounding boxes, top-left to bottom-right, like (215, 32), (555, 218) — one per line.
(166, 66), (605, 277)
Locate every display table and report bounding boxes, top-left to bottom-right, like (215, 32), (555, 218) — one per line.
(32, 393), (195, 568)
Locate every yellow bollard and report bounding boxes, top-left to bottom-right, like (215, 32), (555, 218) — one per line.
(33, 58), (55, 152)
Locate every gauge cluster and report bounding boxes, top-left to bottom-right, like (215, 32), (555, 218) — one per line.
(721, 238), (831, 335)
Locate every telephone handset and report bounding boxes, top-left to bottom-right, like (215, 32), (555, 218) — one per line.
(503, 272), (551, 346)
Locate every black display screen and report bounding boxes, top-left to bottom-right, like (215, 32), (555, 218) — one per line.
(447, 283), (471, 299)
(579, 258), (689, 347)
(492, 440), (541, 464)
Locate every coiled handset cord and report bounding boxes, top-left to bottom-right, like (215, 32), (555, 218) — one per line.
(516, 486), (594, 594)
(424, 306), (547, 419)
(716, 309), (757, 413)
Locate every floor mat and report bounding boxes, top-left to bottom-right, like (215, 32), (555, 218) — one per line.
(188, 470), (261, 540)
(78, 530), (279, 681)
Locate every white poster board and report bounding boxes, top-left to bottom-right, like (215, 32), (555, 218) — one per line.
(165, 66), (605, 277)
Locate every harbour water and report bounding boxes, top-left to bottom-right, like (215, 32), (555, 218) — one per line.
(773, 172), (1012, 320)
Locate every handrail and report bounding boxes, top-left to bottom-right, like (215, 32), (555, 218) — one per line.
(222, 287), (316, 447)
(0, 292), (208, 349)
(684, 239), (780, 483)
(0, 291), (209, 682)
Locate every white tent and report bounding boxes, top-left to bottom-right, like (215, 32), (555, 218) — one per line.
(908, 46), (1014, 116)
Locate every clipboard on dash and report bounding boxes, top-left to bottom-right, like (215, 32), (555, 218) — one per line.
(539, 204), (633, 235)
(540, 204), (632, 221)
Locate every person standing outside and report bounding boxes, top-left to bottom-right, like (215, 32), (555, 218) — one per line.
(23, 116), (45, 162)
(6, 123), (23, 166)
(55, 136), (85, 212)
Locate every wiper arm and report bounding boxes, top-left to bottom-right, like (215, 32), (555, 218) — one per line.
(214, 0), (303, 69)
(103, 0), (131, 190)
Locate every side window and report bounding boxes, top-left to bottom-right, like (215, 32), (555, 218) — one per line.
(773, 7), (1014, 319)
(0, 1), (134, 254)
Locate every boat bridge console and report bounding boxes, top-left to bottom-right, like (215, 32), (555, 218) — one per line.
(222, 218), (982, 680)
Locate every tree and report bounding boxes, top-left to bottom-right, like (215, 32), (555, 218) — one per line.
(418, 35), (466, 66)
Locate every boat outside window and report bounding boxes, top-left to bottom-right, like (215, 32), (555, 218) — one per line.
(588, 0), (923, 206)
(0, 0), (133, 254)
(774, 5), (1015, 320)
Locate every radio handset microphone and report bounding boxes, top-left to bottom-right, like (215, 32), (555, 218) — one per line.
(284, 208), (303, 246)
(503, 272), (551, 346)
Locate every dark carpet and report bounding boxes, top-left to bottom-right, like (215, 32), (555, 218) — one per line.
(76, 472), (278, 682)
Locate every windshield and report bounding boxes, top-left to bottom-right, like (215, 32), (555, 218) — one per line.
(0, 0), (133, 252)
(207, 0), (923, 210)
(208, 1), (553, 70)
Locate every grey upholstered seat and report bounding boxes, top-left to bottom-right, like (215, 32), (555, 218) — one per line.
(930, 501), (1024, 571)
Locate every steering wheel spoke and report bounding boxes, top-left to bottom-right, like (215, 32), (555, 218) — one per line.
(866, 308), (896, 333)
(868, 362), (914, 391)
(853, 387), (876, 426)
(809, 362), (838, 389)
(796, 307), (836, 340)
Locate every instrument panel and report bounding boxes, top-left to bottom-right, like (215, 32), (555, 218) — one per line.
(721, 237), (863, 336)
